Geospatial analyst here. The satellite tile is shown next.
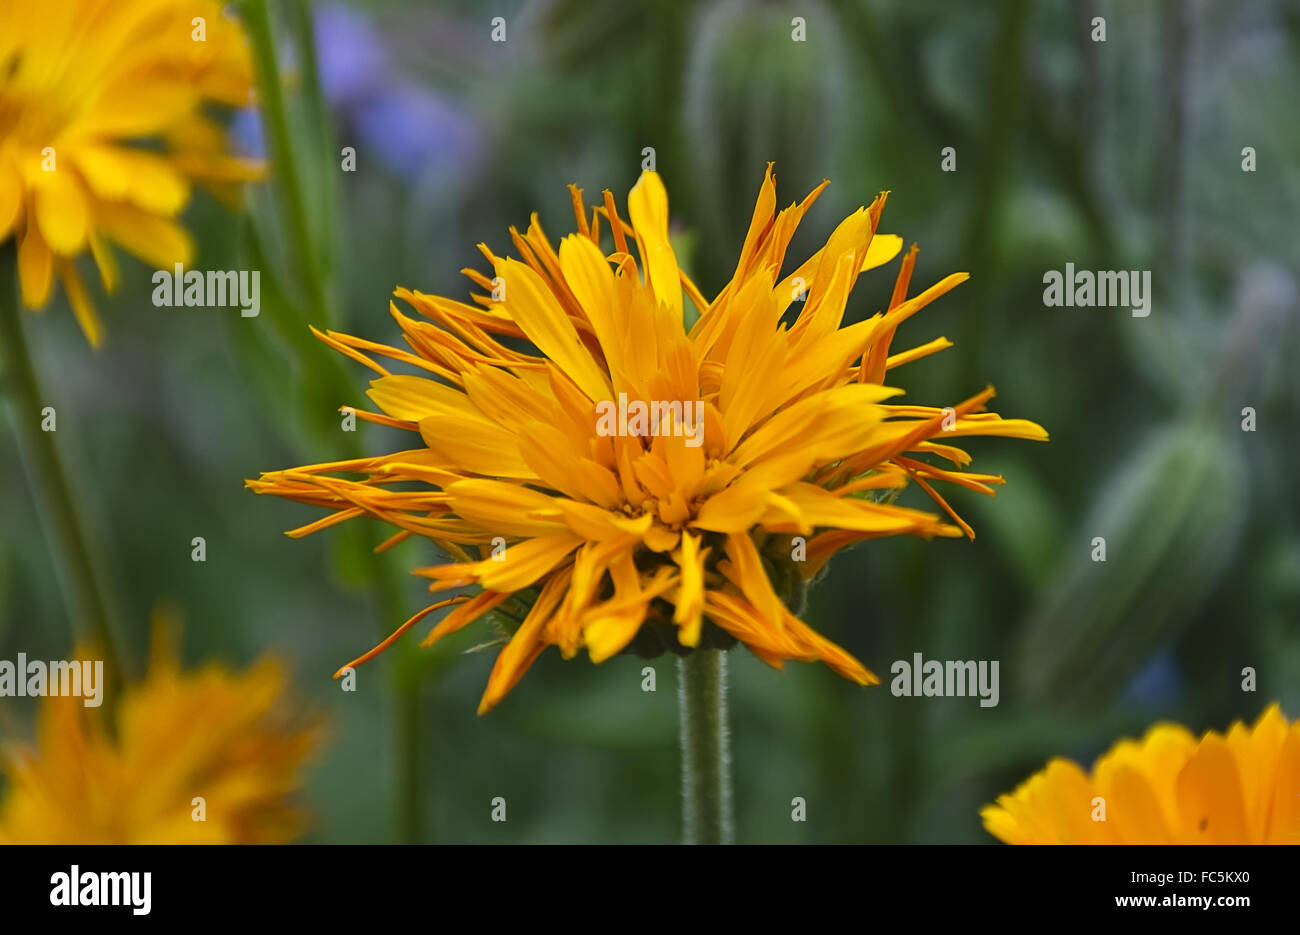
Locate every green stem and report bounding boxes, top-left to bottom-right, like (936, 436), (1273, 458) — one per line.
(0, 244), (123, 697)
(678, 649), (733, 844)
(287, 0), (339, 269)
(373, 548), (424, 844)
(239, 0), (427, 843)
(242, 0), (333, 327)
(395, 667), (423, 844)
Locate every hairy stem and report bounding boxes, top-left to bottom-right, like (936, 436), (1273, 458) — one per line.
(678, 649), (734, 844)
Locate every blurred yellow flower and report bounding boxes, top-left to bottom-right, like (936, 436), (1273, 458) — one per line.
(249, 167), (1046, 713)
(983, 704), (1300, 844)
(0, 0), (261, 345)
(0, 626), (321, 844)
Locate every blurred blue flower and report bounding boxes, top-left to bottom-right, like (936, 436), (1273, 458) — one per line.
(1123, 649), (1185, 707)
(351, 80), (481, 182)
(313, 3), (388, 108)
(232, 3), (482, 183)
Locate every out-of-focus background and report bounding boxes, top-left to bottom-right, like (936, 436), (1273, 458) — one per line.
(2, 0), (1297, 843)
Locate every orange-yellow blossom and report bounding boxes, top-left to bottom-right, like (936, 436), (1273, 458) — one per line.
(249, 167), (1047, 713)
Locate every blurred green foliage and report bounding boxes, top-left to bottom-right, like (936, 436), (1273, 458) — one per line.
(2, 0), (1298, 843)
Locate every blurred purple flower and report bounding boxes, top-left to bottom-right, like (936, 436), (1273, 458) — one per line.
(352, 82), (481, 182)
(232, 3), (481, 183)
(1123, 650), (1185, 707)
(313, 3), (388, 108)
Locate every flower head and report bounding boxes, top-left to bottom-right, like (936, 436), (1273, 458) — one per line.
(982, 704), (1300, 844)
(0, 0), (261, 344)
(249, 167), (1046, 713)
(0, 625), (322, 844)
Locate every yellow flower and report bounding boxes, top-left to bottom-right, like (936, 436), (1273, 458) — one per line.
(0, 626), (322, 844)
(982, 704), (1300, 844)
(249, 167), (1047, 713)
(0, 0), (261, 345)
